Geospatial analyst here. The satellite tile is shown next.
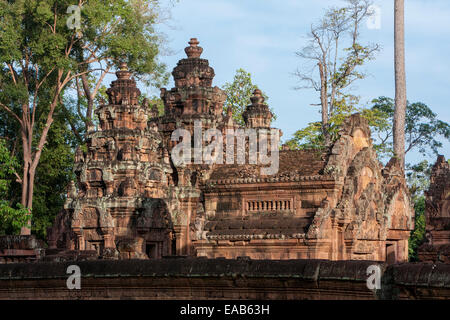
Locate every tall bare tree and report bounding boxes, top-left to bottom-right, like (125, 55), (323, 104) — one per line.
(393, 0), (407, 168)
(295, 0), (379, 146)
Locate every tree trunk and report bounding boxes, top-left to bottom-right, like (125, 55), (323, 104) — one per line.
(318, 62), (330, 146)
(20, 168), (35, 236)
(20, 164), (31, 235)
(26, 168), (36, 210)
(81, 73), (94, 127)
(19, 95), (58, 235)
(20, 124), (31, 235)
(393, 0), (407, 168)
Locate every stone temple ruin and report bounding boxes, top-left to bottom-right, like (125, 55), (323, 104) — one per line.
(41, 38), (416, 263)
(1, 38), (427, 265)
(418, 155), (450, 263)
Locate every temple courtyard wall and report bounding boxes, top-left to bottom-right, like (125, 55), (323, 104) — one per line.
(0, 258), (448, 300)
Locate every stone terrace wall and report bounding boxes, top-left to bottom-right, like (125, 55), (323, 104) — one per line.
(0, 235), (44, 263)
(0, 259), (448, 300)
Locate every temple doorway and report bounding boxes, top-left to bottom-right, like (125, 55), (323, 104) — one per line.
(386, 243), (397, 264)
(146, 242), (160, 259)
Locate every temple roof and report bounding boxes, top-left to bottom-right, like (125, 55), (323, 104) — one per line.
(205, 216), (311, 240)
(208, 149), (329, 182)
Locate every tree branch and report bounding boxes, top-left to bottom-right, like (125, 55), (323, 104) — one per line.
(0, 102), (22, 125)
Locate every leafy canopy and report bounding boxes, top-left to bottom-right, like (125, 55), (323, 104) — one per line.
(0, 0), (170, 235)
(286, 96), (450, 161)
(0, 139), (29, 235)
(76, 0), (169, 85)
(285, 94), (385, 151)
(370, 96), (450, 158)
(222, 68), (274, 126)
(405, 161), (433, 261)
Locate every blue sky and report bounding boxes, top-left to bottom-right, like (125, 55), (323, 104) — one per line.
(148, 0), (450, 165)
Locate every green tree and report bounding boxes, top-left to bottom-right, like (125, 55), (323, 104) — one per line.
(0, 139), (29, 235)
(0, 82), (79, 239)
(0, 0), (169, 234)
(222, 68), (273, 126)
(286, 96), (450, 160)
(140, 94), (165, 117)
(406, 160), (432, 201)
(294, 0), (379, 145)
(68, 0), (170, 132)
(408, 196), (425, 261)
(405, 161), (432, 261)
(31, 108), (77, 239)
(369, 97), (450, 159)
(285, 94), (386, 150)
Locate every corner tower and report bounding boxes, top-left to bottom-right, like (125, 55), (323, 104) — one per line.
(159, 38), (226, 144)
(243, 89), (273, 129)
(47, 63), (174, 260)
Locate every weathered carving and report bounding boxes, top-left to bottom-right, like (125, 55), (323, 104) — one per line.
(47, 39), (414, 264)
(418, 155), (450, 263)
(243, 89), (273, 128)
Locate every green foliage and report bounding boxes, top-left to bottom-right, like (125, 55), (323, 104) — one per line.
(0, 0), (168, 134)
(0, 92), (76, 238)
(406, 160), (432, 201)
(138, 94), (164, 118)
(286, 94), (388, 150)
(1, 1), (74, 73)
(149, 96), (165, 116)
(62, 0), (170, 133)
(0, 0), (170, 237)
(285, 95), (353, 150)
(0, 139), (30, 235)
(285, 121), (325, 151)
(408, 196), (426, 261)
(370, 96), (450, 159)
(286, 95), (450, 161)
(294, 0), (379, 143)
(404, 160), (432, 261)
(79, 0), (169, 87)
(0, 202), (30, 235)
(222, 68), (274, 125)
(31, 110), (76, 239)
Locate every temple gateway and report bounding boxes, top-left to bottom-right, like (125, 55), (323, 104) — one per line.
(46, 38), (415, 263)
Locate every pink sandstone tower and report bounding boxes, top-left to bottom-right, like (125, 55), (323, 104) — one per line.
(46, 39), (414, 263)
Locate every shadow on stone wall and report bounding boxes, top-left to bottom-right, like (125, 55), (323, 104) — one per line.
(0, 258), (448, 300)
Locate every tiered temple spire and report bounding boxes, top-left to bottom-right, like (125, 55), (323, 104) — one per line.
(243, 89), (273, 128)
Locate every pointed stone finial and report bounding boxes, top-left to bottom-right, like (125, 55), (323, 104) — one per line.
(436, 155), (446, 165)
(116, 61), (131, 80)
(189, 38), (199, 46)
(119, 61), (128, 71)
(106, 61), (140, 105)
(185, 38), (203, 58)
(243, 88), (272, 128)
(250, 88), (264, 105)
(253, 88), (261, 95)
